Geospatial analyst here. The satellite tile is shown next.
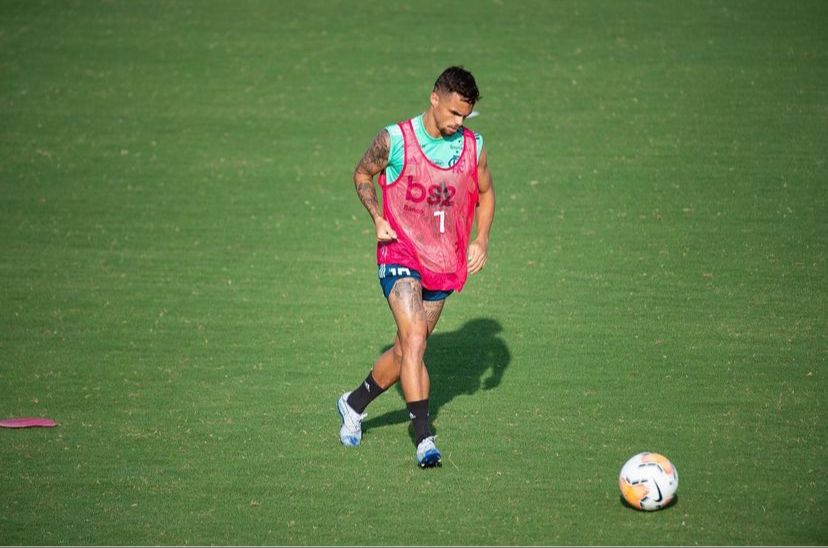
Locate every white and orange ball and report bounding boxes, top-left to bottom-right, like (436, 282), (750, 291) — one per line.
(618, 452), (679, 511)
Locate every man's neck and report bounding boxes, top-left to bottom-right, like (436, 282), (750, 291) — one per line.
(421, 111), (442, 139)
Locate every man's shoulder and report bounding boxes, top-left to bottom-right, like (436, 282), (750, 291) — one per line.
(384, 122), (404, 139)
(385, 116), (417, 137)
(383, 121), (407, 175)
(384, 119), (414, 162)
(464, 127), (483, 138)
(461, 127), (484, 160)
(470, 129), (484, 153)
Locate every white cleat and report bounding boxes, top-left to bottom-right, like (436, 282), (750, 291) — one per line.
(337, 392), (365, 447)
(416, 436), (442, 468)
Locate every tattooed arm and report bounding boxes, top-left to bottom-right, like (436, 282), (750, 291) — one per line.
(353, 129), (398, 242)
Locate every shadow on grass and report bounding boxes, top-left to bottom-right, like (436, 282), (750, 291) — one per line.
(362, 317), (510, 440)
(619, 494), (679, 512)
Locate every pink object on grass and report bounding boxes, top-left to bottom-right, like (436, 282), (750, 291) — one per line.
(0, 417), (58, 428)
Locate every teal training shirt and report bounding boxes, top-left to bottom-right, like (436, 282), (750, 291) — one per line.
(384, 114), (484, 184)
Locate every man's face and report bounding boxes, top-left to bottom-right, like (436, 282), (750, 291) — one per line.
(430, 90), (474, 137)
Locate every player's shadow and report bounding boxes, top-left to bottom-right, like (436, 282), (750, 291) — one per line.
(361, 318), (510, 439)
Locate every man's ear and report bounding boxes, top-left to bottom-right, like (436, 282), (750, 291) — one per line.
(430, 91), (440, 109)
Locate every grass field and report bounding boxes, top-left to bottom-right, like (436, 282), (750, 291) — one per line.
(1, 0), (826, 545)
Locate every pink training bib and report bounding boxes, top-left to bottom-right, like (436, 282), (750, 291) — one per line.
(377, 119), (479, 292)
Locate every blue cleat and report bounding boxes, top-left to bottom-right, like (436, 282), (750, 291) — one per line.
(416, 436), (442, 468)
(337, 392), (365, 447)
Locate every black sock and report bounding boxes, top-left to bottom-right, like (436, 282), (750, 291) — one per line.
(346, 372), (386, 414)
(407, 399), (432, 446)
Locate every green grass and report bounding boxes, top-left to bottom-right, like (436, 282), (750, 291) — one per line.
(1, 0), (826, 545)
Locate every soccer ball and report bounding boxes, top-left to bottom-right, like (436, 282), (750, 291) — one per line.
(618, 452), (679, 511)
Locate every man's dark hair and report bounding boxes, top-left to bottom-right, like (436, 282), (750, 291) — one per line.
(433, 66), (480, 105)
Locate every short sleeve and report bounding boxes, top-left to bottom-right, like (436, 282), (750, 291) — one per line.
(384, 123), (404, 185)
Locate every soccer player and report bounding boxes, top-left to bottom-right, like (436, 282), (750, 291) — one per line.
(337, 66), (496, 468)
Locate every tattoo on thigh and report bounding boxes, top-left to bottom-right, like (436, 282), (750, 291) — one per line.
(424, 301), (445, 334)
(391, 278), (425, 321)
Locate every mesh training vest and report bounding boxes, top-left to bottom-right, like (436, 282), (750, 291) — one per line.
(377, 119), (479, 292)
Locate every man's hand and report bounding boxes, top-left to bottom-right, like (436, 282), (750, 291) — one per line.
(375, 217), (398, 242)
(467, 238), (489, 275)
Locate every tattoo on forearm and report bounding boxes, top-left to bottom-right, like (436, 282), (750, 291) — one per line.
(353, 130), (389, 220)
(356, 182), (379, 218)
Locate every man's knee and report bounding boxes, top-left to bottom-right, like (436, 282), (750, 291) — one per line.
(392, 338), (404, 362)
(399, 330), (427, 359)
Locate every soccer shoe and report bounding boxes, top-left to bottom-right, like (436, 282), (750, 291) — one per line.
(416, 436), (442, 468)
(337, 392), (366, 447)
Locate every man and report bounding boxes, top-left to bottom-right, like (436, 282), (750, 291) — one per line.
(337, 66), (495, 468)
